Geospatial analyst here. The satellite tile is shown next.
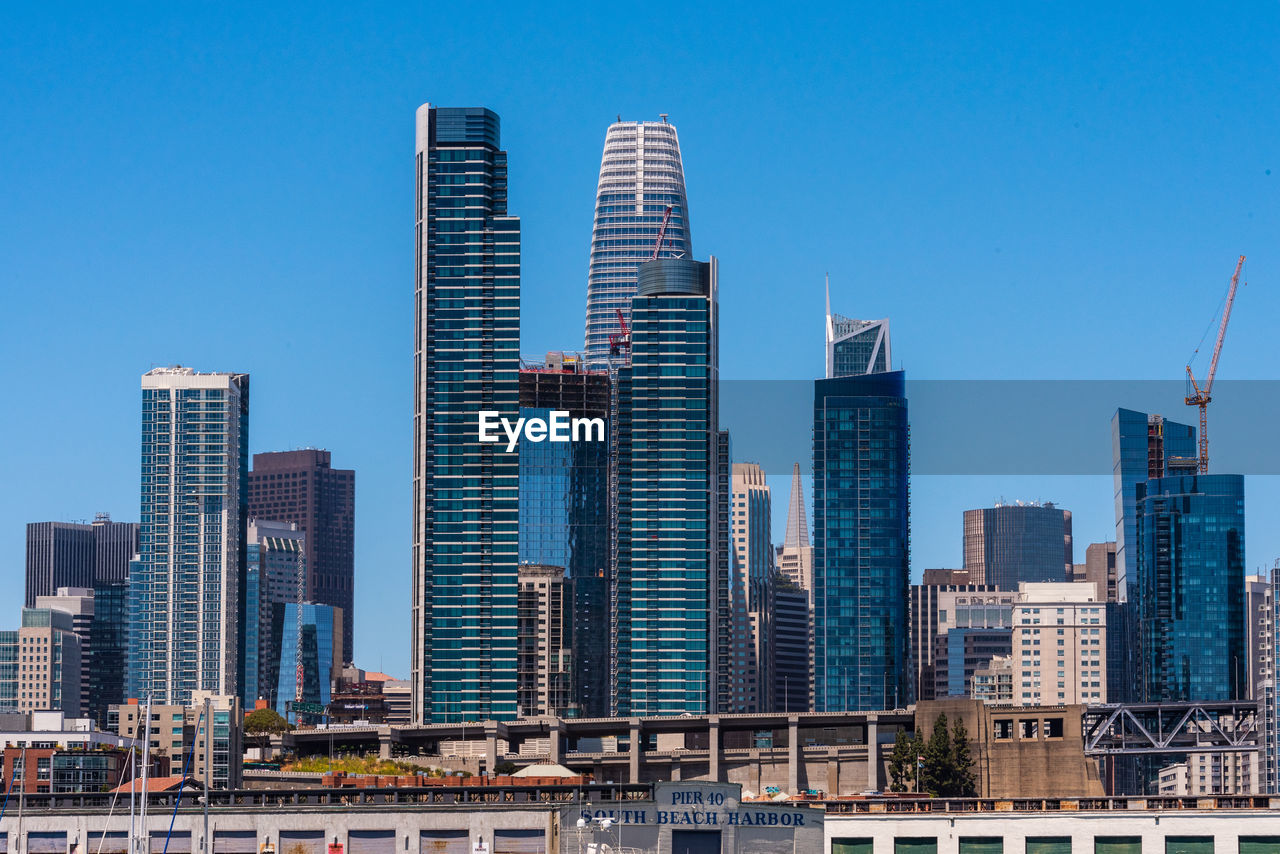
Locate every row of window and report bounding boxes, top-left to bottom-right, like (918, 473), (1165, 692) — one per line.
(834, 837), (1277, 854)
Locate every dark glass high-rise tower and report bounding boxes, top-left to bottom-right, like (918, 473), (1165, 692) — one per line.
(1136, 473), (1245, 701)
(813, 296), (909, 712)
(613, 257), (722, 716)
(412, 104), (521, 724)
(962, 502), (1073, 588)
(583, 118), (692, 368)
(25, 515), (139, 607)
(1109, 408), (1197, 704)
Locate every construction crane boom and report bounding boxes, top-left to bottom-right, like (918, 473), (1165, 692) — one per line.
(649, 205), (673, 261)
(1185, 254), (1245, 474)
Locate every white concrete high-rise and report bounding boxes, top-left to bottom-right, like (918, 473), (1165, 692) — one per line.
(583, 117), (692, 368)
(130, 367), (248, 705)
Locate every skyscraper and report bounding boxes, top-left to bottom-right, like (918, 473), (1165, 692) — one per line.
(271, 602), (342, 721)
(730, 462), (773, 713)
(244, 520), (304, 707)
(776, 463), (813, 592)
(813, 298), (909, 711)
(131, 367), (248, 705)
(1071, 541), (1118, 603)
(517, 353), (610, 717)
(613, 257), (722, 716)
(248, 450), (355, 664)
(962, 502), (1073, 588)
(583, 117), (692, 368)
(825, 282), (891, 378)
(1012, 582), (1107, 705)
(412, 104), (521, 724)
(1109, 409), (1197, 704)
(1136, 474), (1245, 702)
(909, 583), (1012, 702)
(25, 515), (138, 607)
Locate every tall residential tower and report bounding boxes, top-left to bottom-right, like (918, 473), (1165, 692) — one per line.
(412, 104), (521, 723)
(130, 367), (249, 705)
(583, 117), (692, 368)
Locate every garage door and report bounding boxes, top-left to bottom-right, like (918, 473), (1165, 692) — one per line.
(27, 833), (67, 854)
(213, 831), (259, 854)
(419, 831), (469, 854)
(150, 831), (192, 853)
(348, 831), (395, 854)
(88, 832), (128, 854)
(737, 826), (793, 854)
(280, 831), (326, 854)
(493, 830), (545, 854)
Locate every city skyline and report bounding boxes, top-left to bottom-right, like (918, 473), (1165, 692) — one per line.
(5, 4), (1280, 680)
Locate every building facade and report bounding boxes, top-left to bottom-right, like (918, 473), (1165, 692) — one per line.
(132, 367), (249, 705)
(517, 355), (610, 718)
(110, 693), (243, 789)
(244, 520), (304, 707)
(1071, 541), (1118, 603)
(271, 603), (342, 722)
(730, 463), (773, 714)
(909, 584), (1012, 703)
(33, 589), (92, 719)
(962, 502), (1073, 588)
(583, 117), (692, 368)
(772, 575), (811, 712)
(412, 104), (521, 724)
(24, 515), (139, 608)
(613, 257), (722, 716)
(1136, 474), (1245, 702)
(1109, 409), (1197, 704)
(248, 450), (355, 665)
(515, 564), (573, 717)
(931, 627), (1013, 700)
(0, 610), (83, 715)
(970, 654), (1015, 703)
(813, 370), (909, 712)
(1013, 582), (1106, 705)
(87, 580), (128, 727)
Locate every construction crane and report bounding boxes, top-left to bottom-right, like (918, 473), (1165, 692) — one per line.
(649, 205), (673, 261)
(1185, 254), (1246, 474)
(295, 547), (306, 707)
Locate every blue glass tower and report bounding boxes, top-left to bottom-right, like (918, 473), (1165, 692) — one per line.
(1109, 409), (1197, 703)
(1136, 474), (1245, 701)
(613, 257), (722, 716)
(812, 370), (910, 711)
(271, 602), (340, 721)
(412, 104), (521, 723)
(517, 359), (611, 717)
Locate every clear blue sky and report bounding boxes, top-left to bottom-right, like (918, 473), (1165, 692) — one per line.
(3, 2), (1278, 678)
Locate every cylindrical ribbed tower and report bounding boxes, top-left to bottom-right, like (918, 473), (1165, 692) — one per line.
(583, 117), (692, 368)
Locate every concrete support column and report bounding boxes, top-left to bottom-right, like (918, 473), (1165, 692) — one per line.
(866, 717), (879, 791)
(708, 716), (721, 782)
(787, 715), (800, 793)
(484, 723), (500, 774)
(549, 719), (566, 765)
(378, 734), (392, 760)
(629, 719), (642, 783)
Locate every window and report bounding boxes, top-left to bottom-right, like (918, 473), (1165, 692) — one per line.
(833, 841), (874, 854)
(994, 719), (1013, 739)
(896, 840), (938, 854)
(1239, 838), (1280, 854)
(960, 840), (1003, 854)
(1044, 718), (1064, 738)
(1164, 840), (1212, 854)
(1094, 838), (1141, 854)
(1020, 719), (1039, 739)
(1026, 838), (1071, 854)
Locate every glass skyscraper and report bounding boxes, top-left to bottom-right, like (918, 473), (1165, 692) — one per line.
(961, 503), (1073, 588)
(583, 117), (692, 368)
(271, 602), (341, 721)
(130, 367), (248, 705)
(813, 299), (908, 711)
(613, 257), (722, 717)
(1136, 473), (1245, 702)
(1109, 408), (1197, 703)
(517, 358), (611, 717)
(412, 104), (521, 723)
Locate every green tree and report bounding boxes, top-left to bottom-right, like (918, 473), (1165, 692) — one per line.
(948, 717), (977, 797)
(887, 729), (914, 792)
(919, 713), (951, 796)
(244, 707), (292, 735)
(494, 761), (518, 775)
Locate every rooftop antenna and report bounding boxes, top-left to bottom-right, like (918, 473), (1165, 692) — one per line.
(660, 113), (668, 122)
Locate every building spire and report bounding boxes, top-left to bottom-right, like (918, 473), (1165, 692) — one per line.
(784, 462), (808, 549)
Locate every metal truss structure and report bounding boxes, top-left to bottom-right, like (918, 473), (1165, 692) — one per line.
(1083, 701), (1260, 755)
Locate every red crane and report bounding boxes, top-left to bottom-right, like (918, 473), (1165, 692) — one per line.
(649, 205), (673, 261)
(608, 308), (631, 356)
(1185, 254), (1246, 473)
